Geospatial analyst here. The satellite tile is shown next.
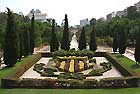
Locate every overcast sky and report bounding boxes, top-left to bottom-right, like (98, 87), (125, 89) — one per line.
(0, 0), (140, 26)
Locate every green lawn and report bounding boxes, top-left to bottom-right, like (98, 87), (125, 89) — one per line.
(0, 88), (140, 94)
(111, 53), (140, 75)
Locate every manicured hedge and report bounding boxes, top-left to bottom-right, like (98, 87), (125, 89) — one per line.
(3, 54), (41, 79)
(2, 76), (140, 88)
(105, 53), (136, 76)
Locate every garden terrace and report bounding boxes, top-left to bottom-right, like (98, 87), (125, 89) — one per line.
(1, 51), (140, 89)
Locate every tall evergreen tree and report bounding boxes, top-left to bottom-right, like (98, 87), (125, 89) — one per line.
(23, 23), (30, 57)
(89, 25), (97, 52)
(4, 8), (18, 67)
(78, 27), (86, 50)
(61, 14), (70, 51)
(118, 30), (127, 55)
(134, 31), (140, 65)
(50, 19), (59, 52)
(113, 32), (118, 53)
(30, 13), (35, 54)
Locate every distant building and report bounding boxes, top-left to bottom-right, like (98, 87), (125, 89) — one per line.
(80, 18), (90, 27)
(134, 1), (140, 12)
(98, 17), (105, 21)
(27, 9), (48, 22)
(106, 12), (115, 22)
(116, 9), (127, 18)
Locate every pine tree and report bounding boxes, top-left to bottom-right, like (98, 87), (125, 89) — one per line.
(134, 31), (140, 65)
(89, 25), (97, 52)
(113, 32), (118, 53)
(50, 19), (59, 52)
(30, 13), (35, 54)
(78, 27), (86, 50)
(4, 8), (18, 67)
(61, 14), (70, 51)
(118, 30), (127, 55)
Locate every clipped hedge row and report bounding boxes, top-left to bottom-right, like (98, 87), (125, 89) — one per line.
(4, 54), (41, 79)
(1, 76), (140, 88)
(105, 53), (136, 76)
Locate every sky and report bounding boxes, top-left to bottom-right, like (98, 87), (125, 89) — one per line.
(0, 0), (140, 26)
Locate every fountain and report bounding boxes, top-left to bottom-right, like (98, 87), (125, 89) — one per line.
(70, 31), (78, 50)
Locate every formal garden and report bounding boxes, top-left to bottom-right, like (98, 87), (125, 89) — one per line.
(0, 7), (140, 94)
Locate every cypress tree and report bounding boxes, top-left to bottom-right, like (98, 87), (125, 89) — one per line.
(23, 23), (30, 57)
(61, 14), (70, 51)
(30, 13), (35, 54)
(89, 25), (97, 52)
(118, 30), (127, 55)
(134, 31), (140, 65)
(4, 8), (18, 67)
(50, 19), (59, 52)
(78, 27), (86, 50)
(19, 26), (24, 59)
(113, 32), (118, 53)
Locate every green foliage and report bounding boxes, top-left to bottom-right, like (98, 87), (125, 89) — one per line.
(89, 26), (97, 51)
(112, 32), (118, 52)
(3, 8), (18, 67)
(61, 14), (70, 51)
(58, 73), (84, 80)
(80, 49), (94, 58)
(88, 69), (103, 76)
(89, 58), (96, 64)
(78, 27), (86, 50)
(134, 31), (140, 64)
(118, 31), (127, 55)
(58, 73), (71, 79)
(50, 19), (59, 52)
(52, 50), (67, 58)
(127, 6), (140, 20)
(110, 53), (140, 75)
(30, 13), (35, 54)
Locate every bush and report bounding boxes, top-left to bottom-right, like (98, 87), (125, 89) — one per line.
(58, 73), (72, 79)
(88, 69), (103, 76)
(52, 50), (67, 58)
(80, 49), (94, 58)
(89, 58), (96, 64)
(72, 73), (85, 80)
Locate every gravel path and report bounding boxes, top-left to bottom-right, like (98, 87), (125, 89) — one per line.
(20, 57), (58, 79)
(86, 57), (123, 80)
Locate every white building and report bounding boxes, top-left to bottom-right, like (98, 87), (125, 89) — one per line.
(80, 18), (89, 27)
(106, 12), (115, 22)
(27, 9), (48, 22)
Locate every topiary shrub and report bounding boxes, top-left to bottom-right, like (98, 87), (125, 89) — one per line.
(80, 49), (94, 58)
(88, 69), (103, 76)
(58, 73), (72, 79)
(52, 50), (67, 58)
(72, 73), (85, 80)
(89, 58), (96, 64)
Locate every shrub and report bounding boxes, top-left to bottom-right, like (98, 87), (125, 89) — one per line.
(89, 58), (96, 64)
(88, 69), (103, 76)
(58, 73), (72, 79)
(52, 50), (67, 58)
(72, 73), (85, 80)
(80, 49), (94, 58)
